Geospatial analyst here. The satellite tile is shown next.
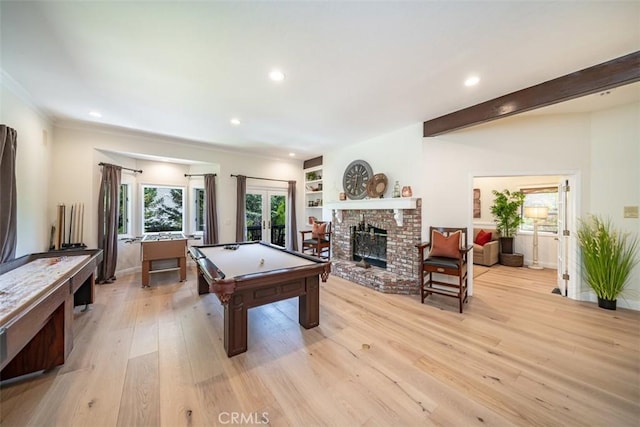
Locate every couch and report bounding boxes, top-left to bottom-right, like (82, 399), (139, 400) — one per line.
(472, 228), (500, 266)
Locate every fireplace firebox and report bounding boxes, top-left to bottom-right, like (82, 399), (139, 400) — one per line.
(351, 224), (387, 268)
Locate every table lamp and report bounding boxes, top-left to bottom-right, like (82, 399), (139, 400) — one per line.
(524, 206), (549, 270)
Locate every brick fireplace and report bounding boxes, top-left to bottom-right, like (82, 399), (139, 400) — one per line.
(328, 198), (422, 294)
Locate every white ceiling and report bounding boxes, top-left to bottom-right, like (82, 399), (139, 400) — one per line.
(1, 1), (639, 160)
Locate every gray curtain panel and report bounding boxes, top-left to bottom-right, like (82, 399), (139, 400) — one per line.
(287, 180), (298, 251)
(0, 125), (18, 263)
(235, 175), (246, 242)
(203, 173), (219, 244)
(97, 163), (121, 283)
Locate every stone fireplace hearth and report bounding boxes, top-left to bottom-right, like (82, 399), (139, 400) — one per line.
(328, 198), (422, 294)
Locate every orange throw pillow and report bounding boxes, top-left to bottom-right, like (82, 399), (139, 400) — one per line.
(429, 230), (461, 259)
(475, 229), (492, 246)
(312, 222), (326, 239)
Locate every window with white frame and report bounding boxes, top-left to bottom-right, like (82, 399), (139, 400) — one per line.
(520, 186), (558, 233)
(142, 184), (185, 233)
(118, 183), (131, 236)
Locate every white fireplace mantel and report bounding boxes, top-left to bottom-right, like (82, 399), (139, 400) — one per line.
(325, 197), (419, 226)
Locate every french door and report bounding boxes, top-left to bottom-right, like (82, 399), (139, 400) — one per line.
(556, 178), (575, 298)
(245, 189), (287, 247)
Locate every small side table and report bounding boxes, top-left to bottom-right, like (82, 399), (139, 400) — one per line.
(500, 252), (524, 267)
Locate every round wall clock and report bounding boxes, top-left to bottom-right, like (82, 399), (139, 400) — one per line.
(343, 159), (373, 200)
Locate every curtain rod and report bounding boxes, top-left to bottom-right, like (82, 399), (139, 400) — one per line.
(184, 173), (217, 177)
(98, 162), (143, 174)
(230, 174), (291, 183)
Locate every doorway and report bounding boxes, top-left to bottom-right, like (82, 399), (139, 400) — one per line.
(245, 188), (287, 247)
(471, 173), (578, 299)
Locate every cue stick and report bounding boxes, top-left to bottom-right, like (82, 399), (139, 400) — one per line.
(72, 203), (77, 243)
(79, 203), (84, 244)
(62, 204), (64, 248)
(57, 204), (65, 249)
(69, 204), (74, 244)
(74, 203), (80, 243)
(70, 203), (75, 243)
(55, 206), (60, 249)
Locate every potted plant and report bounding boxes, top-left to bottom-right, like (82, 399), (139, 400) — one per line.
(576, 215), (639, 310)
(490, 189), (525, 254)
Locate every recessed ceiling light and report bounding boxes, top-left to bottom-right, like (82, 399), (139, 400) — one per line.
(288, 152), (296, 157)
(269, 69), (285, 82)
(89, 111), (102, 118)
(230, 118), (241, 126)
(464, 76), (480, 87)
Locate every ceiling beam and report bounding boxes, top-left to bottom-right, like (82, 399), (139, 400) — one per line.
(423, 50), (640, 137)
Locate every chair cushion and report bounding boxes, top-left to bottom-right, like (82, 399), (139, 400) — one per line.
(312, 222), (327, 239)
(424, 256), (461, 269)
(474, 229), (492, 246)
(303, 238), (328, 245)
(429, 230), (461, 259)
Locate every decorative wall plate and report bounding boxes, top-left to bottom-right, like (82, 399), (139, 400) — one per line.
(366, 173), (388, 198)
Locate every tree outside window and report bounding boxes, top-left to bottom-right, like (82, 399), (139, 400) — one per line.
(118, 183), (130, 235)
(143, 185), (184, 233)
(246, 193), (262, 241)
(194, 188), (205, 232)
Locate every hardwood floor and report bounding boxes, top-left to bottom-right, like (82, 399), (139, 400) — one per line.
(1, 264), (639, 426)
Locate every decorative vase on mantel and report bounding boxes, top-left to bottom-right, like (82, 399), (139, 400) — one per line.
(597, 297), (617, 310)
(393, 181), (401, 198)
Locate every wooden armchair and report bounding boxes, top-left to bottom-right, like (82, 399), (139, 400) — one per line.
(300, 221), (331, 260)
(416, 227), (473, 313)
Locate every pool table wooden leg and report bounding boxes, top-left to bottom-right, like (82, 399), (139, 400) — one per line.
(197, 267), (209, 294)
(224, 293), (248, 357)
(299, 276), (320, 329)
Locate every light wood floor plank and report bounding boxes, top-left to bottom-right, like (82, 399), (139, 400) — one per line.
(116, 352), (160, 427)
(157, 312), (205, 427)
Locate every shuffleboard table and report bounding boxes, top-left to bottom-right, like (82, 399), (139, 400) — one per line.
(0, 249), (102, 380)
(189, 241), (330, 357)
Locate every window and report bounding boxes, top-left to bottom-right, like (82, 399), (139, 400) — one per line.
(194, 187), (205, 233)
(520, 186), (558, 233)
(142, 185), (184, 233)
(118, 183), (131, 236)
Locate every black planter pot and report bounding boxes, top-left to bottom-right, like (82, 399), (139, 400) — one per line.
(500, 237), (514, 254)
(597, 297), (617, 310)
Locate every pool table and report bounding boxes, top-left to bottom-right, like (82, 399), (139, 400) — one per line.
(189, 241), (330, 357)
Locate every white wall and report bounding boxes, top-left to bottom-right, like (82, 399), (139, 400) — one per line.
(1, 75), (53, 256)
(588, 103), (640, 305)
(324, 123), (424, 203)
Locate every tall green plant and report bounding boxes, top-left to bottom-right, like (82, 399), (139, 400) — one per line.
(490, 189), (525, 237)
(576, 215), (639, 301)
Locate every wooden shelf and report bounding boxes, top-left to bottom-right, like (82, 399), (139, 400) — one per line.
(304, 165), (324, 222)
